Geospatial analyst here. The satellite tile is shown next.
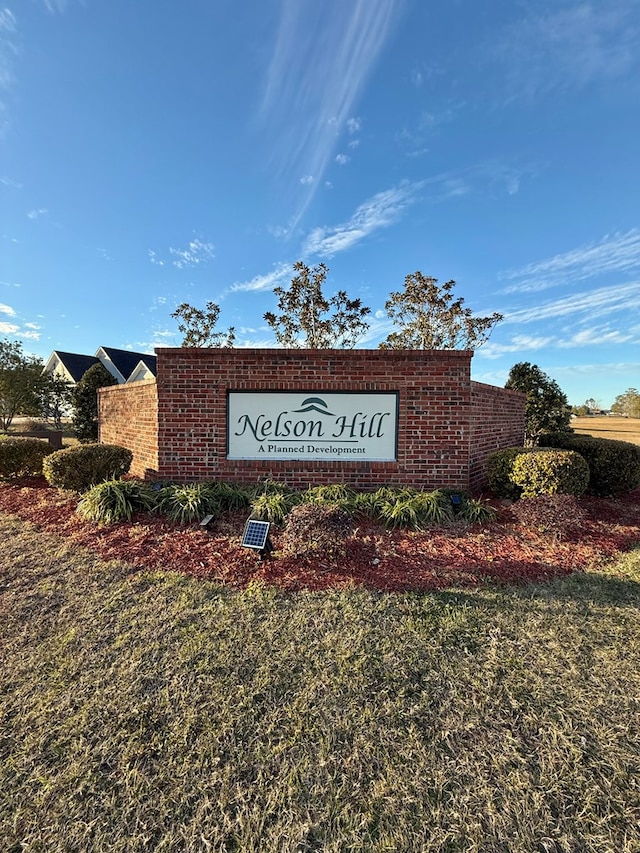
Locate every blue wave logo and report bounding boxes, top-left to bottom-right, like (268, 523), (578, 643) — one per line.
(293, 397), (335, 416)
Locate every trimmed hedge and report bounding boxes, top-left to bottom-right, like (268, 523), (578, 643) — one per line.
(540, 433), (640, 495)
(43, 443), (133, 492)
(486, 447), (538, 499)
(0, 436), (54, 479)
(510, 449), (589, 498)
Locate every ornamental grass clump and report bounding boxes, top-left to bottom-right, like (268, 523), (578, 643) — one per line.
(351, 486), (405, 519)
(301, 483), (356, 507)
(0, 436), (54, 479)
(458, 497), (497, 525)
(77, 479), (158, 524)
(155, 482), (221, 525)
(206, 481), (252, 513)
(250, 490), (300, 525)
(378, 489), (454, 530)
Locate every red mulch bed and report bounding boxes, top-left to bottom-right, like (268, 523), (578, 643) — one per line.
(1, 478), (639, 592)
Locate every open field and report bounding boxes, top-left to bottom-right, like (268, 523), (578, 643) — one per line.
(1, 512), (640, 852)
(572, 415), (640, 445)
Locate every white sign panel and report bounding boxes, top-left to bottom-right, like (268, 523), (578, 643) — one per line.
(227, 392), (398, 461)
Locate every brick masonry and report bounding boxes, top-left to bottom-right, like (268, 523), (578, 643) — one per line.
(98, 379), (158, 476)
(98, 349), (525, 491)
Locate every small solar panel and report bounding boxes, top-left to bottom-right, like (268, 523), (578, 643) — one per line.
(242, 519), (271, 550)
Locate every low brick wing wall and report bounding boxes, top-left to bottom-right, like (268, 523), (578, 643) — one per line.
(98, 379), (159, 478)
(469, 381), (526, 491)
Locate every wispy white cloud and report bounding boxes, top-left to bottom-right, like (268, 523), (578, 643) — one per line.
(261, 0), (402, 226)
(42, 0), (76, 13)
(230, 262), (292, 294)
(397, 102), (464, 158)
(346, 117), (362, 134)
(480, 322), (638, 360)
(335, 154), (350, 166)
(0, 9), (17, 140)
(502, 230), (640, 293)
(0, 305), (41, 339)
(303, 181), (422, 258)
(479, 334), (556, 359)
(27, 208), (48, 220)
(494, 1), (640, 101)
(170, 237), (215, 269)
(150, 237), (215, 269)
(0, 175), (21, 188)
(299, 175), (314, 185)
(505, 281), (640, 325)
(557, 326), (636, 348)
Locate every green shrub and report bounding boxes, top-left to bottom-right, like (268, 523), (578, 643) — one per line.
(77, 479), (157, 524)
(42, 443), (133, 491)
(512, 494), (586, 540)
(155, 483), (220, 524)
(539, 433), (640, 495)
(486, 447), (538, 499)
(0, 436), (54, 479)
(71, 363), (118, 442)
(280, 503), (353, 558)
(510, 449), (589, 498)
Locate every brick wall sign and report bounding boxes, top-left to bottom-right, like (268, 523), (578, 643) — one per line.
(227, 391), (399, 461)
(98, 348), (526, 491)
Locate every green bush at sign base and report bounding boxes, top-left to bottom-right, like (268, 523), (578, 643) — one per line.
(510, 449), (590, 498)
(539, 433), (640, 495)
(0, 436), (54, 479)
(43, 443), (133, 492)
(486, 447), (538, 499)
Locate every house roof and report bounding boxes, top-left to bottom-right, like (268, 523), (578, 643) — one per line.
(96, 347), (157, 382)
(46, 351), (101, 383)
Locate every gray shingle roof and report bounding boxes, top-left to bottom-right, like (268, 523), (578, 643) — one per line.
(52, 351), (101, 383)
(98, 347), (157, 381)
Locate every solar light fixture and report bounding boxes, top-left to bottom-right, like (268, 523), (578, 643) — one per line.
(450, 493), (462, 513)
(241, 518), (273, 559)
(200, 513), (215, 529)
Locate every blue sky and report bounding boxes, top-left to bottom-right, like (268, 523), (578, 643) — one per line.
(1, 0), (639, 407)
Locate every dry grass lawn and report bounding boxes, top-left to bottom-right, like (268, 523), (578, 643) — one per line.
(572, 416), (640, 445)
(1, 513), (640, 852)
